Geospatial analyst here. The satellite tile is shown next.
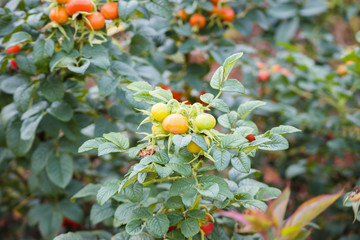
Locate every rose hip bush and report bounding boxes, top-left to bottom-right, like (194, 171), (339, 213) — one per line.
(0, 0), (358, 239)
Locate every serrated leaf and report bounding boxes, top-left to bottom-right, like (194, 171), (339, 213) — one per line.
(72, 184), (101, 200)
(210, 66), (224, 89)
(221, 79), (245, 93)
(170, 178), (196, 196)
(270, 125), (301, 135)
(78, 138), (107, 153)
(118, 0), (138, 21)
(231, 152), (251, 173)
(103, 132), (130, 149)
(258, 134), (289, 151)
(222, 52), (243, 79)
(209, 99), (230, 113)
(165, 196), (184, 209)
(180, 218), (200, 238)
(237, 101), (266, 119)
(213, 149), (231, 171)
(126, 219), (144, 235)
(98, 142), (123, 156)
(46, 153), (73, 188)
(198, 183), (219, 198)
(186, 209), (206, 219)
(146, 213), (169, 235)
(97, 179), (121, 205)
(90, 202), (115, 225)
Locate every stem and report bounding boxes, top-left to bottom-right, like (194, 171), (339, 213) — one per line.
(143, 176), (181, 186)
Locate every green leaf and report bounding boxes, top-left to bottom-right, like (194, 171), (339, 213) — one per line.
(154, 164), (173, 178)
(199, 93), (214, 104)
(114, 202), (138, 226)
(186, 209), (206, 219)
(146, 213), (169, 235)
(167, 211), (184, 226)
(270, 125), (301, 135)
(39, 211), (62, 240)
(255, 187), (282, 201)
(221, 79), (245, 93)
(165, 196), (184, 209)
(182, 189), (198, 207)
(81, 44), (110, 70)
(210, 66), (224, 89)
(47, 101), (73, 122)
(217, 112), (238, 129)
(190, 134), (208, 151)
(126, 219), (144, 235)
(67, 58), (90, 74)
(72, 184), (101, 200)
(209, 99), (230, 113)
(267, 3), (298, 19)
(0, 75), (28, 94)
(172, 135), (192, 150)
(127, 81), (152, 92)
(220, 134), (247, 149)
(180, 218), (200, 238)
(199, 175), (233, 199)
(97, 75), (122, 96)
(90, 202), (115, 225)
(6, 118), (34, 156)
(57, 200), (83, 223)
(132, 207), (152, 219)
(222, 52), (243, 79)
(16, 54), (37, 75)
(198, 183), (219, 198)
(128, 233), (155, 240)
(39, 75), (64, 102)
(118, 0), (138, 21)
(122, 182), (143, 202)
(31, 142), (53, 175)
(231, 152), (251, 173)
(97, 179), (122, 205)
(275, 17), (299, 43)
(169, 178), (196, 196)
(21, 101), (48, 120)
(46, 153), (73, 189)
(78, 138), (107, 153)
(5, 31), (32, 48)
(213, 149), (231, 171)
(14, 84), (33, 113)
(149, 87), (173, 102)
(103, 132), (130, 149)
(98, 142), (123, 156)
(145, 0), (172, 19)
(299, 0), (327, 16)
(258, 134), (289, 151)
(54, 233), (83, 240)
(34, 39), (54, 68)
(20, 113), (43, 140)
(237, 100), (266, 119)
(130, 34), (152, 55)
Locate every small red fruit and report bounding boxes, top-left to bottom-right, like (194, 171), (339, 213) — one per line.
(65, 0), (93, 16)
(49, 7), (69, 24)
(199, 216), (214, 236)
(100, 2), (119, 20)
(189, 14), (206, 29)
(168, 226), (176, 232)
(10, 60), (18, 69)
(85, 12), (105, 30)
(177, 9), (188, 20)
(6, 45), (21, 54)
(62, 217), (81, 229)
(258, 70), (269, 82)
(255, 61), (265, 69)
(221, 8), (235, 22)
(245, 134), (256, 142)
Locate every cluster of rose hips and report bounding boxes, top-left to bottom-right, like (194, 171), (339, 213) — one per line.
(150, 100), (216, 154)
(256, 61), (291, 82)
(5, 45), (21, 69)
(49, 0), (119, 31)
(177, 0), (235, 30)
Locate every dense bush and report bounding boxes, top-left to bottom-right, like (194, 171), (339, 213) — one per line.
(0, 0), (359, 239)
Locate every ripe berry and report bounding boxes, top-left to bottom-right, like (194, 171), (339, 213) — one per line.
(189, 14), (206, 29)
(177, 9), (188, 20)
(10, 60), (18, 69)
(6, 45), (21, 54)
(245, 134), (256, 142)
(199, 216), (214, 236)
(221, 8), (235, 22)
(162, 114), (189, 134)
(101, 2), (119, 20)
(85, 12), (105, 30)
(258, 70), (269, 82)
